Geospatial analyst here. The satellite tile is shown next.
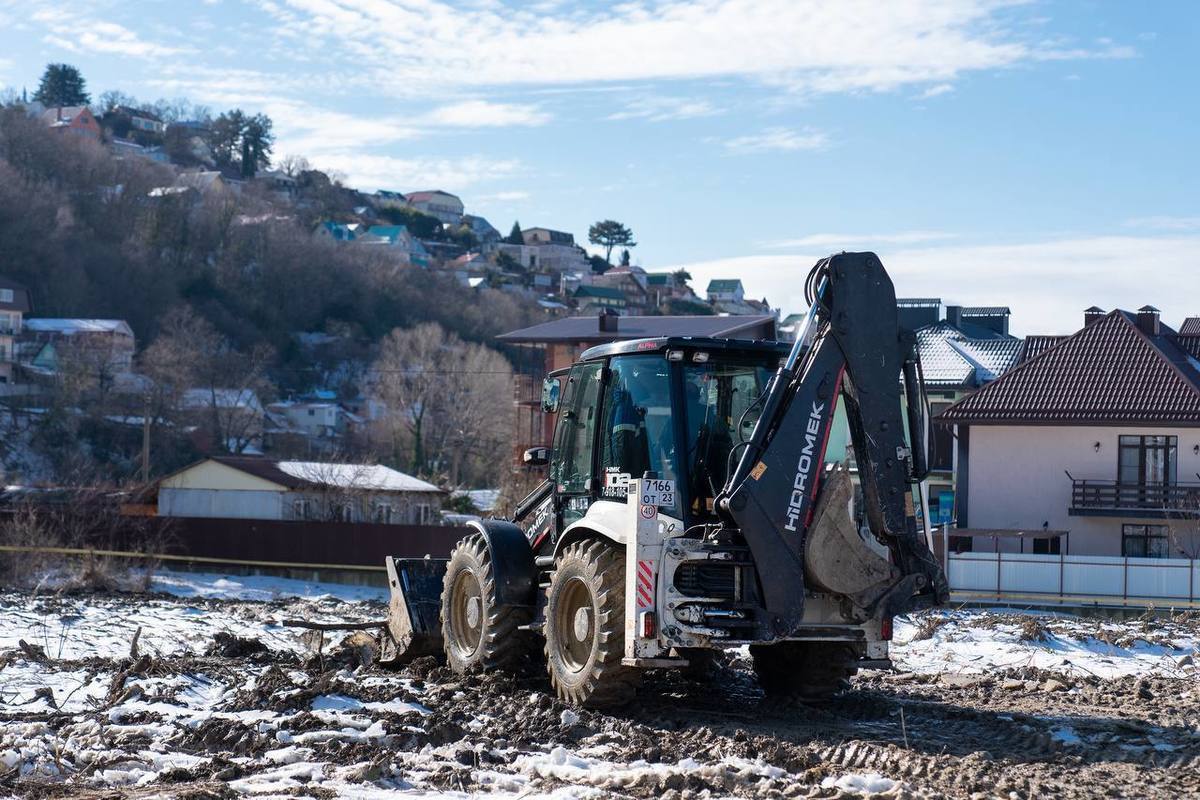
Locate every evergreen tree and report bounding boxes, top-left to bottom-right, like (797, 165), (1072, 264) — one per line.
(241, 113), (274, 178)
(506, 221), (524, 245)
(32, 63), (90, 107)
(619, 248), (631, 267)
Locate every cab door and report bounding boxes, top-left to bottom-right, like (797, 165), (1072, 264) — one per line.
(549, 361), (605, 527)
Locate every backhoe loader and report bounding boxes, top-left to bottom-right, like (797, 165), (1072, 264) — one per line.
(380, 252), (949, 706)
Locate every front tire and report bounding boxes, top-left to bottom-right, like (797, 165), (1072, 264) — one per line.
(544, 539), (640, 707)
(440, 533), (531, 673)
(751, 642), (859, 700)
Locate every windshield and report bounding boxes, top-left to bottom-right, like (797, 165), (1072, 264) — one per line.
(683, 360), (773, 517)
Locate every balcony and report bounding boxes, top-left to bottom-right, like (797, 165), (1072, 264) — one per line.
(1069, 477), (1200, 518)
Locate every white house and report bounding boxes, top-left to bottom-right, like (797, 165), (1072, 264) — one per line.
(404, 190), (464, 225)
(157, 456), (444, 525)
(942, 306), (1200, 558)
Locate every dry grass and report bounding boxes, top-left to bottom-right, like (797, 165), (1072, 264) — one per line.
(912, 613), (951, 641)
(1017, 616), (1049, 642)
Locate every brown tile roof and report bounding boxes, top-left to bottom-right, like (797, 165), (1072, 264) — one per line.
(1018, 334), (1066, 363)
(942, 310), (1200, 426)
(496, 314), (776, 344)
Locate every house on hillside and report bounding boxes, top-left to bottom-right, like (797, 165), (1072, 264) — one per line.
(39, 106), (101, 140)
(21, 319), (136, 375)
(573, 285), (627, 314)
(405, 190), (464, 224)
(497, 227), (588, 273)
(373, 189), (407, 210)
(0, 278), (31, 385)
(590, 267), (652, 314)
(156, 456), (444, 524)
(463, 214), (501, 253)
(940, 305), (1200, 558)
(706, 279), (744, 304)
(706, 278), (772, 315)
(497, 313), (777, 466)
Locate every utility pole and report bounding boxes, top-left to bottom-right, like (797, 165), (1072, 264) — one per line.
(140, 392), (151, 484)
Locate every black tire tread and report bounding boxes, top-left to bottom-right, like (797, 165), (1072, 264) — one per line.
(440, 532), (532, 673)
(544, 538), (640, 708)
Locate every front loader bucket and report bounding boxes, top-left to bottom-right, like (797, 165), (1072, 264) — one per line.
(804, 468), (901, 612)
(378, 556), (448, 667)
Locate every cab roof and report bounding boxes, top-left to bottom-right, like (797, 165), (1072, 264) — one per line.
(579, 336), (788, 361)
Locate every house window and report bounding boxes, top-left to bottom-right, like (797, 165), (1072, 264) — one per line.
(0, 289), (12, 303)
(415, 503), (430, 524)
(1122, 524), (1170, 558)
(372, 502), (393, 524)
(1118, 435), (1177, 486)
(1032, 537), (1061, 555)
(292, 499), (312, 520)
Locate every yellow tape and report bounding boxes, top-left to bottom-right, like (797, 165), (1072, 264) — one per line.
(0, 544), (387, 572)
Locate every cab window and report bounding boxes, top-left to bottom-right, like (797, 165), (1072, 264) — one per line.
(683, 360), (772, 516)
(598, 355), (678, 514)
(550, 362), (603, 497)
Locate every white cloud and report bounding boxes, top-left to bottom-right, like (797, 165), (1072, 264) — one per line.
(252, 0), (1131, 97)
(765, 231), (959, 248)
(608, 96), (720, 122)
(666, 235), (1200, 334)
(722, 127), (828, 154)
(34, 9), (185, 59)
(919, 83), (954, 99)
(307, 153), (521, 193)
(477, 190), (531, 202)
(422, 100), (551, 127)
(1123, 216), (1200, 232)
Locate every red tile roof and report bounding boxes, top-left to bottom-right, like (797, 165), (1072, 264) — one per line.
(942, 310), (1200, 425)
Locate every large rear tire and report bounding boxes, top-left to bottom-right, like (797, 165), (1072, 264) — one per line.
(440, 533), (531, 673)
(544, 539), (640, 707)
(751, 642), (858, 700)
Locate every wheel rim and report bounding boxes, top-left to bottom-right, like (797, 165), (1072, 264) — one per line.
(553, 576), (595, 673)
(448, 569), (484, 658)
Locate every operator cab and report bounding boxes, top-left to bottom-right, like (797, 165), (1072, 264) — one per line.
(540, 337), (788, 535)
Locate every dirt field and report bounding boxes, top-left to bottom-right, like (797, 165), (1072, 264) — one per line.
(2, 578), (1199, 799)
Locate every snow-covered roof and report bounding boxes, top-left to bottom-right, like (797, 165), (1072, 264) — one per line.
(275, 461), (441, 493)
(24, 319), (134, 337)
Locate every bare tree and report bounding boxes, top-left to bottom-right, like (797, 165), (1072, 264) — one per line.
(372, 323), (446, 476)
(1165, 488), (1200, 559)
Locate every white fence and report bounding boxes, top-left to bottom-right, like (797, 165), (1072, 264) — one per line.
(947, 552), (1200, 604)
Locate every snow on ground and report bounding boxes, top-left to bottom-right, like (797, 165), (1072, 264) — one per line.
(2, 576), (1199, 797)
(149, 567), (389, 603)
(892, 607), (1200, 679)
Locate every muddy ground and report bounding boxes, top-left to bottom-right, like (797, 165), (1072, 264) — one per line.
(1, 590), (1199, 799)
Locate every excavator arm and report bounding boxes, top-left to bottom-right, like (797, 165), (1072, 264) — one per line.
(719, 252), (949, 637)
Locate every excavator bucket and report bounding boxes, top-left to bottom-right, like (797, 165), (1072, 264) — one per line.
(803, 468), (901, 612)
(378, 556), (448, 667)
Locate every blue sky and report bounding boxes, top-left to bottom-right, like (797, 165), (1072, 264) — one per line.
(0, 0), (1196, 333)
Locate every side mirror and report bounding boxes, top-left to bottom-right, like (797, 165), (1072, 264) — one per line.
(523, 446), (550, 467)
(541, 377), (561, 413)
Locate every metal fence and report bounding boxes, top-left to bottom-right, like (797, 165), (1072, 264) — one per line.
(947, 551), (1200, 604)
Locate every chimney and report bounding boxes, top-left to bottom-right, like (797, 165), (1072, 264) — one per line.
(599, 308), (619, 333)
(944, 305), (963, 329)
(1136, 305), (1161, 336)
(1083, 306), (1105, 327)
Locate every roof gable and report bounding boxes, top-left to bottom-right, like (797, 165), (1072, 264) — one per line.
(943, 310), (1200, 425)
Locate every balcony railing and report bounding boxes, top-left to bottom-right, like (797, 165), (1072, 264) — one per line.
(1069, 476), (1200, 518)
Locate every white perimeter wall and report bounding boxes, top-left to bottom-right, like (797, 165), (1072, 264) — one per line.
(966, 425), (1200, 556)
(159, 488), (284, 520)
